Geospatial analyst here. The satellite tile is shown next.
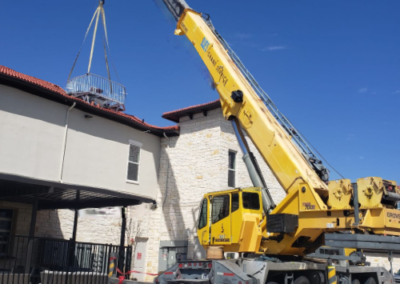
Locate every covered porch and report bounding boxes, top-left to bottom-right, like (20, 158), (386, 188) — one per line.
(0, 173), (153, 284)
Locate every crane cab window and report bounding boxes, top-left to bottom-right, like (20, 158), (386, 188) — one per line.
(212, 195), (230, 224)
(231, 193), (239, 213)
(198, 199), (208, 229)
(242, 192), (260, 210)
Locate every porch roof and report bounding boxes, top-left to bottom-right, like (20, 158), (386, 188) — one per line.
(0, 173), (153, 210)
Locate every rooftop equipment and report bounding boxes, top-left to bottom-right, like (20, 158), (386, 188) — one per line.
(66, 0), (126, 111)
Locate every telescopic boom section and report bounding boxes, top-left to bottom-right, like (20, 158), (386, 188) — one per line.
(160, 1), (328, 194)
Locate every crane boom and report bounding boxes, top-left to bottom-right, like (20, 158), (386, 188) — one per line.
(160, 2), (329, 195)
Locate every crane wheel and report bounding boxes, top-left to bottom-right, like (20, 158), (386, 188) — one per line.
(351, 279), (360, 284)
(294, 276), (311, 284)
(363, 277), (376, 284)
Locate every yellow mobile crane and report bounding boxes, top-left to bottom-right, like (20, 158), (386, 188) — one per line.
(153, 1), (400, 284)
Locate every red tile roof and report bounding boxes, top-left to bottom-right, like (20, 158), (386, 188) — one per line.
(0, 65), (179, 135)
(0, 65), (68, 98)
(162, 99), (221, 122)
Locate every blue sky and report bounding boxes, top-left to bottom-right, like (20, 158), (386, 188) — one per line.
(1, 1), (399, 182)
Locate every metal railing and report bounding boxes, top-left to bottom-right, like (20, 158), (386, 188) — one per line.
(0, 234), (132, 284)
(66, 74), (127, 108)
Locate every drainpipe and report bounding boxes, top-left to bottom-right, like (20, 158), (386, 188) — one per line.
(162, 132), (171, 208)
(60, 102), (76, 182)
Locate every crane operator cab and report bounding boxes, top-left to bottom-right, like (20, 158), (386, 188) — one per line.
(197, 188), (265, 254)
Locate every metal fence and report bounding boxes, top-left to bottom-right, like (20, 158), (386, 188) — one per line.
(0, 234), (132, 284)
(66, 73), (127, 108)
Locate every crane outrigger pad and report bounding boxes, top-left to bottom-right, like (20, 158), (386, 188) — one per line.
(325, 233), (400, 253)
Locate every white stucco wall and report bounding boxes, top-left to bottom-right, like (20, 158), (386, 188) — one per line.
(0, 84), (161, 200)
(63, 108), (161, 198)
(0, 86), (65, 181)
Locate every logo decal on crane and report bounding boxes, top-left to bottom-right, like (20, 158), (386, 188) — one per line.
(302, 202), (315, 210)
(201, 37), (210, 52)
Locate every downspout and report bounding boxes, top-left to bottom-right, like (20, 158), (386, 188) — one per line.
(162, 132), (171, 208)
(60, 102), (76, 182)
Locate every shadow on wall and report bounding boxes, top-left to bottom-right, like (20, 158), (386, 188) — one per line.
(159, 137), (187, 241)
(158, 134), (207, 261)
(36, 209), (71, 239)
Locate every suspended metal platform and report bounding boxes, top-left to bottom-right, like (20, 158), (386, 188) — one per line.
(66, 73), (126, 111)
(66, 1), (127, 112)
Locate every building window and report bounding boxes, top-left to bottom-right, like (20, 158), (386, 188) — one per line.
(228, 151), (236, 187)
(127, 140), (142, 183)
(212, 195), (230, 224)
(0, 209), (13, 256)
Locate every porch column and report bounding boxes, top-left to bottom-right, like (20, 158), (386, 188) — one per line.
(25, 193), (39, 273)
(72, 190), (80, 241)
(68, 190), (80, 267)
(118, 206), (127, 276)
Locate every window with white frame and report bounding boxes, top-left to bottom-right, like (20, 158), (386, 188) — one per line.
(0, 209), (13, 256)
(127, 140), (142, 182)
(228, 150), (236, 187)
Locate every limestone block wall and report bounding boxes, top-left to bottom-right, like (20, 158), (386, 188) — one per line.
(365, 252), (400, 273)
(37, 206), (148, 245)
(0, 201), (138, 244)
(144, 108), (285, 277)
(0, 200), (147, 276)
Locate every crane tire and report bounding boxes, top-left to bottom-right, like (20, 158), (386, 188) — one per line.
(351, 279), (361, 284)
(294, 276), (311, 284)
(266, 282), (278, 284)
(364, 277), (376, 284)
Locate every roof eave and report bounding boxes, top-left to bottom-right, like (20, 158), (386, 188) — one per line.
(162, 99), (221, 123)
(0, 73), (179, 137)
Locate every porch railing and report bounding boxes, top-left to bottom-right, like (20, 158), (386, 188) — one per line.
(0, 234), (132, 284)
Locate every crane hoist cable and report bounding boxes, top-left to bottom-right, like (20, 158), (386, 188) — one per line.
(67, 0), (120, 83)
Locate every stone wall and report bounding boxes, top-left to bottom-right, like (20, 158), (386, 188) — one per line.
(0, 200), (146, 276)
(0, 200), (129, 243)
(366, 252), (400, 273)
(144, 108), (285, 278)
